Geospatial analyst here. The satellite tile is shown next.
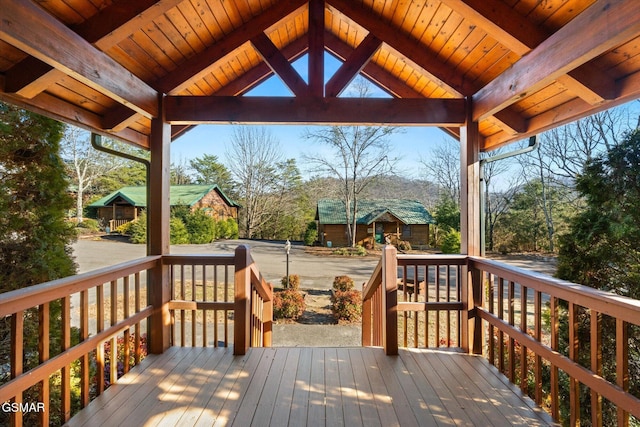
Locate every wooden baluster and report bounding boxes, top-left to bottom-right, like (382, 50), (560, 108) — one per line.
(39, 303), (51, 424)
(591, 310), (602, 427)
(508, 280), (515, 383)
(214, 265), (219, 348)
(520, 285), (528, 393)
(498, 277), (505, 374)
(11, 311), (24, 427)
(413, 265), (419, 348)
(402, 264), (407, 348)
(61, 296), (71, 422)
(96, 284), (104, 395)
(362, 281), (372, 346)
(79, 291), (89, 408)
(192, 265), (196, 347)
(616, 319), (629, 427)
(110, 280), (117, 386)
(169, 265), (175, 346)
(568, 302), (580, 426)
(123, 276), (130, 374)
(446, 265), (452, 348)
(224, 264), (229, 347)
(134, 272), (141, 365)
(180, 265), (185, 347)
(435, 264), (441, 347)
(488, 274), (494, 365)
(550, 296), (559, 421)
(202, 265), (207, 347)
(264, 282), (273, 347)
(534, 291), (542, 405)
(457, 265), (462, 347)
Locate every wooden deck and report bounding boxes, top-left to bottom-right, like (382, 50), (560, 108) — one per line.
(66, 346), (555, 427)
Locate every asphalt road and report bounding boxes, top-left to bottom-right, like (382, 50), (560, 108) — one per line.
(72, 237), (380, 290)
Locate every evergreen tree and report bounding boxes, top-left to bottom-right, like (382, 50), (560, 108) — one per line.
(0, 102), (77, 289)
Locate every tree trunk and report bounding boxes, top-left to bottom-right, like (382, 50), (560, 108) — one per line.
(76, 185), (83, 223)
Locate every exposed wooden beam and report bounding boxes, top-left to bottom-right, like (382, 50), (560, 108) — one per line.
(156, 0), (307, 94)
(251, 33), (308, 97)
(326, 33), (382, 97)
(483, 70), (640, 150)
(165, 96), (466, 126)
(0, 0), (159, 118)
(308, 0), (325, 97)
(439, 0), (616, 105)
(0, 91), (149, 148)
(3, 0), (177, 104)
(473, 0), (640, 121)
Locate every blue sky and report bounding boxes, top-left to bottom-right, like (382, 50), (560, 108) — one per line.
(170, 53), (455, 179)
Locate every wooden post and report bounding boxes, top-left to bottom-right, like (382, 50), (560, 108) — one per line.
(460, 99), (481, 353)
(234, 244), (252, 355)
(362, 288), (372, 347)
(381, 245), (398, 355)
(148, 95), (171, 354)
(263, 282), (273, 347)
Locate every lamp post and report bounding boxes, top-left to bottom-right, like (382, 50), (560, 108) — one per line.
(284, 239), (291, 288)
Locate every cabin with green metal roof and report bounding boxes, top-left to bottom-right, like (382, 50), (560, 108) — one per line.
(89, 185), (239, 231)
(315, 199), (435, 248)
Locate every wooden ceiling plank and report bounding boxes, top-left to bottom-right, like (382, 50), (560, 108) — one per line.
(326, 0), (472, 96)
(76, 0), (184, 48)
(473, 0), (640, 121)
(308, 0), (325, 97)
(325, 33), (382, 97)
(0, 0), (159, 118)
(250, 33), (308, 97)
(442, 0), (615, 104)
(156, 0), (307, 94)
(165, 96), (467, 126)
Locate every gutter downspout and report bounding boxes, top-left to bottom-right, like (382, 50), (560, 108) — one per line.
(91, 133), (151, 254)
(479, 135), (539, 256)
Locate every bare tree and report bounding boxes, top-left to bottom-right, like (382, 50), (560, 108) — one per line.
(60, 128), (123, 222)
(304, 125), (399, 247)
(421, 137), (460, 204)
(226, 126), (283, 239)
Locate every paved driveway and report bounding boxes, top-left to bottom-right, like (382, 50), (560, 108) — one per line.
(72, 238), (380, 290)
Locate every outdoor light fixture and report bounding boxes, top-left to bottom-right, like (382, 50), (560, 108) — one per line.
(284, 239), (291, 288)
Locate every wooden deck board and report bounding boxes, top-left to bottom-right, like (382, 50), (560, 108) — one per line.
(65, 347), (557, 427)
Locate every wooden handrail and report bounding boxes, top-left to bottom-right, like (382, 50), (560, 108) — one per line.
(0, 256), (160, 317)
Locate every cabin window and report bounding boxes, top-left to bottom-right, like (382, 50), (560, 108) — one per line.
(402, 225), (411, 237)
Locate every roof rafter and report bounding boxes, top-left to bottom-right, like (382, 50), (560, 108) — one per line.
(165, 96), (466, 126)
(4, 0), (180, 100)
(473, 0), (640, 121)
(251, 33), (309, 97)
(0, 0), (159, 118)
(439, 0), (616, 105)
(325, 33), (382, 97)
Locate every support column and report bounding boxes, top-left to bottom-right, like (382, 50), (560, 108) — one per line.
(148, 95), (171, 354)
(460, 98), (482, 353)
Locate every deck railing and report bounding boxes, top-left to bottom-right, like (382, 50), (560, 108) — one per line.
(0, 256), (159, 426)
(0, 245), (271, 426)
(363, 246), (640, 425)
(163, 245), (272, 355)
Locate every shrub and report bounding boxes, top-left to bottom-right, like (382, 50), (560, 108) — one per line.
(77, 218), (100, 232)
(170, 217), (189, 244)
(183, 209), (215, 244)
(280, 274), (300, 291)
(440, 229), (461, 254)
(116, 220), (135, 235)
(333, 275), (354, 292)
(331, 289), (362, 322)
(398, 240), (412, 251)
(217, 217), (239, 239)
(303, 221), (317, 246)
(273, 289), (305, 320)
(129, 212), (147, 244)
(354, 245), (367, 256)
